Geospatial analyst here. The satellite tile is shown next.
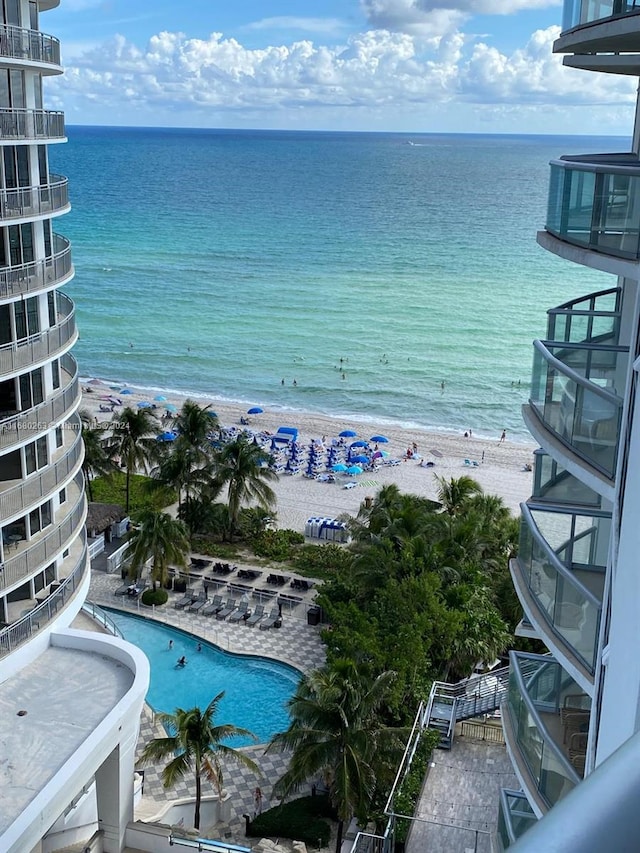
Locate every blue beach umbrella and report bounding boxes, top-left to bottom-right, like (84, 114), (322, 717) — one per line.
(248, 406), (264, 415)
(351, 454), (369, 464)
(137, 400), (152, 408)
(154, 394), (167, 402)
(339, 429), (357, 438)
(120, 389), (132, 395)
(370, 435), (389, 443)
(208, 411), (218, 419)
(164, 403), (177, 413)
(351, 440), (368, 448)
(332, 463), (348, 472)
(157, 431), (177, 442)
(347, 465), (363, 475)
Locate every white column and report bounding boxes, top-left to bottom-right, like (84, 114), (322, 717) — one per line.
(94, 736), (135, 853)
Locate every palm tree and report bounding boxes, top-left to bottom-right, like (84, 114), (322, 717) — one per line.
(125, 509), (190, 590)
(109, 406), (160, 513)
(268, 661), (404, 853)
(435, 475), (482, 516)
(79, 408), (118, 502)
(173, 399), (218, 451)
(212, 435), (277, 536)
(140, 692), (259, 830)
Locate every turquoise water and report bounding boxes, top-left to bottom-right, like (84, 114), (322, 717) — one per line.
(106, 608), (300, 744)
(50, 128), (629, 438)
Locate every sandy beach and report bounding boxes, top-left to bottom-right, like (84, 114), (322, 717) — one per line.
(81, 380), (536, 530)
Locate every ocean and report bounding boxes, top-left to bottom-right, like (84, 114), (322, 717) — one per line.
(48, 127), (629, 440)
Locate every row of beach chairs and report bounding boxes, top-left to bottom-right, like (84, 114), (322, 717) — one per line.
(173, 592), (281, 629)
(267, 573), (289, 586)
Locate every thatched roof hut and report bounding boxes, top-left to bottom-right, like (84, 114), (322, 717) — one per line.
(86, 502), (126, 535)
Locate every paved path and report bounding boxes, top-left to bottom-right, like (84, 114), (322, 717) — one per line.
(406, 736), (519, 853)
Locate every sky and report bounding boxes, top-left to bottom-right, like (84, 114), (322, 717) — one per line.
(44, 0), (637, 135)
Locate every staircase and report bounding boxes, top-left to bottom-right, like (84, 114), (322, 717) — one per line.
(423, 666), (510, 749)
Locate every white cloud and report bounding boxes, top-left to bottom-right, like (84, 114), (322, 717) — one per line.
(243, 17), (348, 36)
(48, 25), (635, 127)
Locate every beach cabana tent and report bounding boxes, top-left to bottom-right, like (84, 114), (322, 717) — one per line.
(270, 426), (299, 450)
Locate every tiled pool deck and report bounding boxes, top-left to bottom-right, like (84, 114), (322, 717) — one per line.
(84, 569), (327, 839)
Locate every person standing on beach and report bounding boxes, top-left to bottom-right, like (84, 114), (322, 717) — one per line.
(500, 429), (507, 443)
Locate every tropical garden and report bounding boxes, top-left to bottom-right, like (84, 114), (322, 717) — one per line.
(86, 400), (526, 845)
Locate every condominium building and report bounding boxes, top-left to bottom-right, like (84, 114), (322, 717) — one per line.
(497, 3), (640, 849)
(0, 3), (148, 852)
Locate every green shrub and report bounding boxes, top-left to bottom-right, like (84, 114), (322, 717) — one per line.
(252, 529), (305, 561)
(91, 472), (176, 517)
(293, 543), (352, 579)
(247, 795), (333, 847)
(393, 731), (439, 843)
(141, 588), (169, 607)
(190, 537), (240, 560)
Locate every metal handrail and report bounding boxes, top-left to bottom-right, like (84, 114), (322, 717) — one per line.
(0, 23), (61, 65)
(0, 410), (82, 519)
(82, 600), (124, 639)
(0, 234), (72, 298)
(0, 173), (69, 220)
(0, 472), (85, 589)
(384, 701), (425, 815)
(550, 153), (640, 176)
(547, 287), (620, 315)
(0, 290), (75, 376)
(0, 107), (65, 140)
(520, 504), (602, 609)
(532, 339), (624, 405)
(0, 352), (79, 450)
(0, 533), (88, 658)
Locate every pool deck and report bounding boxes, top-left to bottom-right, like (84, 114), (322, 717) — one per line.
(83, 568), (327, 840)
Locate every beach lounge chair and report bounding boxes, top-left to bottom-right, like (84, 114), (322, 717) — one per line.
(114, 580), (132, 595)
(246, 604), (265, 626)
(216, 598), (237, 620)
(229, 601), (249, 623)
(202, 595), (223, 616)
(259, 606), (281, 630)
(464, 459), (472, 466)
(189, 593), (207, 612)
(174, 592), (195, 609)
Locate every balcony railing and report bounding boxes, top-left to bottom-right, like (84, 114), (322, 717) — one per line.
(0, 290), (75, 377)
(503, 653), (587, 811)
(562, 0), (640, 32)
(0, 533), (88, 658)
(530, 340), (625, 478)
(496, 789), (538, 850)
(0, 107), (64, 141)
(0, 352), (79, 450)
(532, 451), (604, 508)
(0, 471), (85, 590)
(0, 174), (69, 221)
(0, 411), (82, 519)
(546, 155), (640, 260)
(515, 504), (606, 671)
(0, 234), (72, 299)
(0, 24), (61, 67)
(546, 287), (621, 347)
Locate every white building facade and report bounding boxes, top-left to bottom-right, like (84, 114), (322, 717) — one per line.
(0, 3), (149, 852)
(497, 3), (640, 849)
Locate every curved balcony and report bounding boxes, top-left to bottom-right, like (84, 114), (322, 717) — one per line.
(546, 287), (621, 347)
(0, 472), (85, 590)
(0, 531), (87, 658)
(0, 174), (69, 223)
(532, 451), (604, 508)
(502, 653), (588, 814)
(496, 789), (537, 850)
(546, 155), (640, 261)
(0, 234), (72, 300)
(529, 339), (626, 479)
(0, 24), (61, 71)
(0, 352), (79, 451)
(0, 291), (75, 378)
(557, 0), (640, 57)
(0, 107), (64, 142)
(0, 411), (82, 520)
(513, 503), (608, 681)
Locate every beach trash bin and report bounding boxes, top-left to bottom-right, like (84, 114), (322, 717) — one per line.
(307, 607), (320, 626)
(364, 496), (373, 509)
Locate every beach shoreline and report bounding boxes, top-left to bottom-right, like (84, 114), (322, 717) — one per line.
(81, 377), (536, 530)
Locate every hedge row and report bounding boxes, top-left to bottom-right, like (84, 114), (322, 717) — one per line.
(246, 795), (334, 847)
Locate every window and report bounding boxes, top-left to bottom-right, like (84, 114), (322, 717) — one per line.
(55, 425), (63, 448)
(37, 146), (47, 186)
(2, 146), (30, 191)
(59, 487), (66, 504)
(51, 359), (60, 390)
(14, 296), (40, 340)
(48, 291), (56, 326)
(0, 0), (21, 27)
(0, 69), (25, 109)
(24, 435), (47, 474)
(29, 500), (52, 536)
(19, 366), (44, 410)
(7, 223), (34, 266)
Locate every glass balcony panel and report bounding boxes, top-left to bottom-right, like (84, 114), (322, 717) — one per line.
(532, 452), (603, 507)
(506, 654), (588, 809)
(0, 24), (61, 66)
(546, 162), (640, 260)
(563, 0), (637, 29)
(546, 288), (620, 346)
(530, 343), (623, 478)
(497, 790), (537, 849)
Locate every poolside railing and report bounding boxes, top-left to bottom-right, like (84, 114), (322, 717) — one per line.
(82, 600), (124, 639)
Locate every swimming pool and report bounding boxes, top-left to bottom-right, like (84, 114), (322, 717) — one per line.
(105, 608), (300, 744)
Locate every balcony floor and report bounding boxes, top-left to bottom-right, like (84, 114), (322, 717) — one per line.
(0, 640), (133, 836)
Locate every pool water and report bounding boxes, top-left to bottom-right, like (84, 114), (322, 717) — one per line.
(105, 609), (300, 744)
